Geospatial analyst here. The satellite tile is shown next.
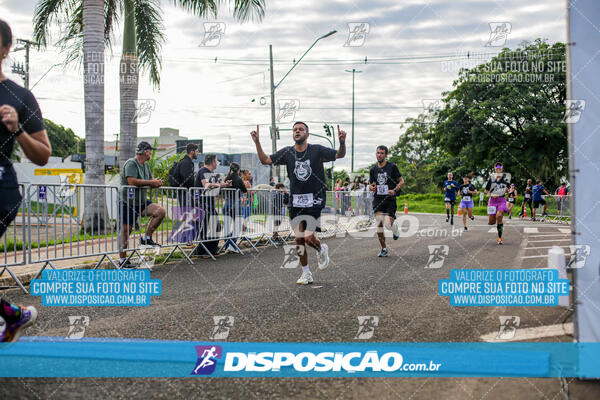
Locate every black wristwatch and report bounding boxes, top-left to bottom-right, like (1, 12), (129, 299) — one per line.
(12, 124), (24, 137)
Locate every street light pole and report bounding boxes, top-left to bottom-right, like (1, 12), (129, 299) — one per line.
(345, 68), (362, 173)
(269, 45), (277, 180)
(269, 30), (337, 181)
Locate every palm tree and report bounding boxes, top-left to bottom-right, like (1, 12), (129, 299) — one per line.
(34, 0), (265, 169)
(81, 0), (106, 230)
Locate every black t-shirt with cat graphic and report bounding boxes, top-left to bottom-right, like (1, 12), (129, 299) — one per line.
(270, 144), (337, 209)
(369, 161), (402, 199)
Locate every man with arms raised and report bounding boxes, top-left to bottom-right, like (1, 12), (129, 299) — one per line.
(251, 122), (346, 284)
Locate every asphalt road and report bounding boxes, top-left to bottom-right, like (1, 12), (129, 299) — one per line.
(2, 213), (599, 399)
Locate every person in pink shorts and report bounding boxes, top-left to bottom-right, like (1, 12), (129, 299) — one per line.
(485, 162), (510, 245)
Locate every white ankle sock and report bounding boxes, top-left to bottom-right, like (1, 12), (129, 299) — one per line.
(302, 265), (310, 273)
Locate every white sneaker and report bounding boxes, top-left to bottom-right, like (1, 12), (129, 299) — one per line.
(392, 220), (400, 240)
(317, 243), (330, 270)
(296, 270), (313, 285)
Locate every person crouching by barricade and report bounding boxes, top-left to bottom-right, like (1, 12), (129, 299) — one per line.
(119, 141), (166, 268)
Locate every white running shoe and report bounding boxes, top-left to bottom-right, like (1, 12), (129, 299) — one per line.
(317, 243), (330, 270)
(296, 270), (313, 285)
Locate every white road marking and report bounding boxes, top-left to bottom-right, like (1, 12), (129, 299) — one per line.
(521, 253), (571, 259)
(524, 227), (539, 234)
(526, 234), (571, 238)
(558, 228), (571, 234)
(480, 323), (573, 342)
(527, 239), (571, 243)
(525, 246), (570, 251)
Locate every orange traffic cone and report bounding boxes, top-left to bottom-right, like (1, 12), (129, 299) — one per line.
(404, 201), (408, 214)
(523, 205), (527, 218)
(457, 208), (462, 216)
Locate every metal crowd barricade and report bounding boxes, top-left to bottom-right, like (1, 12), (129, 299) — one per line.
(542, 194), (572, 224)
(27, 183), (121, 277)
(242, 189), (277, 248)
(329, 190), (374, 233)
(146, 186), (194, 265)
(269, 188), (293, 244)
(0, 184), (28, 292)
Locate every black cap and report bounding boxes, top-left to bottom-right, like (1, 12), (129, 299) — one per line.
(136, 141), (157, 154)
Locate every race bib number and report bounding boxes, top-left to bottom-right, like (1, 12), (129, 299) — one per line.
(293, 193), (314, 208)
(377, 185), (389, 195)
(462, 196), (471, 202)
(525, 193), (531, 198)
(487, 206), (497, 214)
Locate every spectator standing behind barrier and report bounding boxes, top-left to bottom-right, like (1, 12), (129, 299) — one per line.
(272, 183), (290, 243)
(119, 141), (166, 268)
(0, 18), (52, 342)
(193, 154), (231, 257)
(531, 180), (551, 221)
(222, 162), (246, 252)
(175, 143), (199, 202)
(241, 169), (253, 221)
(555, 182), (569, 217)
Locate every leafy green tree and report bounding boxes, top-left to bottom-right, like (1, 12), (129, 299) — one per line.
(432, 40), (567, 188)
(44, 118), (84, 159)
(34, 0), (265, 169)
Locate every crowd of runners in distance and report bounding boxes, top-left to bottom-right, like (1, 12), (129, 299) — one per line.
(442, 163), (570, 245)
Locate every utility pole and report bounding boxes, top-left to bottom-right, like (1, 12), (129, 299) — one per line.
(269, 44), (278, 180)
(268, 31), (337, 182)
(11, 39), (37, 89)
(345, 68), (362, 172)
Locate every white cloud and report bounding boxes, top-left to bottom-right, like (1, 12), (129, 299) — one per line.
(1, 0), (566, 171)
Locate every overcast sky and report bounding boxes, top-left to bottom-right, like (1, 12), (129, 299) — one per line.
(1, 0), (566, 170)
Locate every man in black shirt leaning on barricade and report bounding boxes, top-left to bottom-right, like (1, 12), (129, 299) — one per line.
(251, 122), (347, 285)
(193, 154), (231, 257)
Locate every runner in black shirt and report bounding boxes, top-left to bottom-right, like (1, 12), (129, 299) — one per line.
(0, 19), (51, 342)
(369, 145), (403, 257)
(251, 122), (347, 285)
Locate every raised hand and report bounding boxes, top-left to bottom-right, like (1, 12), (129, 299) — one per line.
(250, 125), (260, 143)
(337, 125), (347, 142)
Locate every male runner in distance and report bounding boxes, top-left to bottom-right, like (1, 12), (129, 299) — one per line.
(251, 122), (346, 285)
(369, 145), (403, 257)
(443, 172), (459, 225)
